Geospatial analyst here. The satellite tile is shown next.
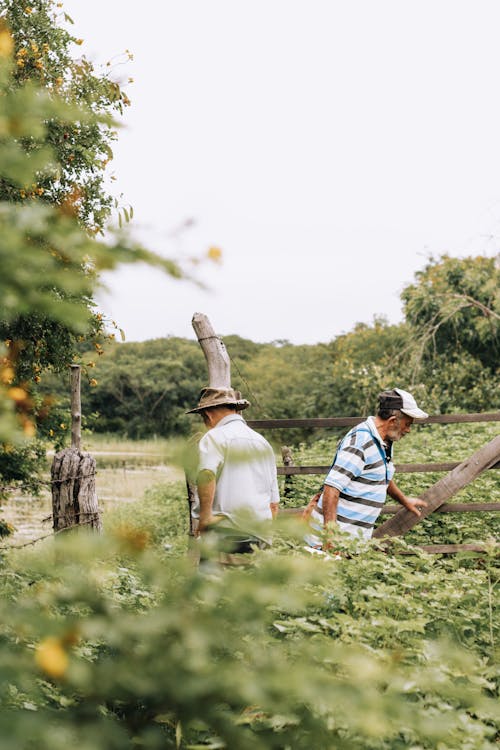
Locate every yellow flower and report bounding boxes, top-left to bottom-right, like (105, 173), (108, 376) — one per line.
(75, 38), (84, 45)
(89, 378), (98, 387)
(8, 387), (28, 403)
(54, 76), (63, 86)
(0, 28), (14, 58)
(23, 420), (36, 437)
(59, 423), (66, 430)
(207, 246), (222, 263)
(25, 7), (33, 14)
(0, 366), (14, 384)
(34, 637), (68, 679)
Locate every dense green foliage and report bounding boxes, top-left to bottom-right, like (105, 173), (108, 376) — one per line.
(400, 255), (500, 413)
(0, 446), (498, 748)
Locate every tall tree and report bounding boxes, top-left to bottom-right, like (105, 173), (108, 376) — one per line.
(0, 4), (181, 505)
(401, 254), (500, 371)
(400, 254), (500, 412)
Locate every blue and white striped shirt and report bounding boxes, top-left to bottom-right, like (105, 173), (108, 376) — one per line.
(306, 417), (395, 542)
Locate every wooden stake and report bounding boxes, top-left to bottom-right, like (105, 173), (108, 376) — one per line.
(281, 446), (294, 499)
(51, 363), (101, 534)
(70, 364), (81, 451)
(373, 435), (500, 539)
(191, 312), (230, 387)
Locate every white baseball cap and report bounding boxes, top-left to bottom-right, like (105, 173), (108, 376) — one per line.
(394, 388), (428, 419)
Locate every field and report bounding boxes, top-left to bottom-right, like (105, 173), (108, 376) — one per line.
(0, 422), (498, 749)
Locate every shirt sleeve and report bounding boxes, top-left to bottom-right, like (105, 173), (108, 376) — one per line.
(198, 431), (225, 477)
(270, 462), (280, 505)
(324, 438), (365, 492)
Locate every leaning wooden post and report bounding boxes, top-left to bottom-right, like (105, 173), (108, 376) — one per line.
(374, 434), (500, 539)
(187, 313), (231, 543)
(51, 364), (101, 534)
(191, 312), (231, 388)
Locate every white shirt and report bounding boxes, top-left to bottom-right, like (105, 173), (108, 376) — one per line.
(195, 414), (280, 525)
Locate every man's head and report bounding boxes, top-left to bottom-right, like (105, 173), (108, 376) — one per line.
(376, 388), (428, 442)
(186, 387), (250, 427)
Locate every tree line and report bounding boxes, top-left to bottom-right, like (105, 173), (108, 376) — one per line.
(55, 253), (498, 442)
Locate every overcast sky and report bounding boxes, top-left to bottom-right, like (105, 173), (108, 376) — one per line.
(63, 0), (500, 345)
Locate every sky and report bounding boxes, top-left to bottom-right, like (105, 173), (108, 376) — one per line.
(62, 0), (500, 345)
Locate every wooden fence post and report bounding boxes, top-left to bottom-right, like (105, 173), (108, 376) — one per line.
(281, 446), (294, 499)
(51, 365), (101, 534)
(373, 434), (500, 539)
(191, 312), (231, 388)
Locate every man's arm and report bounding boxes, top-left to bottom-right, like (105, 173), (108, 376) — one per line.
(387, 479), (427, 517)
(197, 469), (218, 533)
(322, 484), (341, 526)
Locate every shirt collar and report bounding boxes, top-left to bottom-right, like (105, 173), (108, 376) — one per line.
(215, 413), (245, 428)
(366, 415), (387, 447)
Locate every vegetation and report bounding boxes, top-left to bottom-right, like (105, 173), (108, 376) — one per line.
(0, 424), (498, 748)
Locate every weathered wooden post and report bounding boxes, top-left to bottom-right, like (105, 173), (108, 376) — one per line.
(191, 312), (231, 388)
(281, 446), (294, 499)
(51, 364), (101, 534)
(374, 434), (500, 539)
(187, 313), (232, 539)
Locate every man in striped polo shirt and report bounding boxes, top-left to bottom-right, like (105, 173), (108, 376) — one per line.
(305, 388), (428, 545)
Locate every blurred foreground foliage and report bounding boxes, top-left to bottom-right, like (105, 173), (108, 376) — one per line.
(0, 497), (498, 749)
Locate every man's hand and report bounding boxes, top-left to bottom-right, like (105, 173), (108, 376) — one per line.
(198, 513), (224, 534)
(388, 481), (427, 518)
(402, 496), (428, 517)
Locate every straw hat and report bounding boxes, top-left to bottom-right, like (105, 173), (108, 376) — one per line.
(186, 386), (250, 414)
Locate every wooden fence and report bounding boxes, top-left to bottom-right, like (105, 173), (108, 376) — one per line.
(247, 411), (500, 553)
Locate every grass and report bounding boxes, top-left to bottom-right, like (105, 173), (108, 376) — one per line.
(80, 432), (173, 456)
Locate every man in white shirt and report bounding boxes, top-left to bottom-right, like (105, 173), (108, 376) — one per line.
(187, 387), (280, 552)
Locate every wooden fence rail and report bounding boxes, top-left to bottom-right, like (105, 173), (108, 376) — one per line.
(277, 461), (500, 475)
(248, 411), (500, 430)
(248, 412), (500, 480)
